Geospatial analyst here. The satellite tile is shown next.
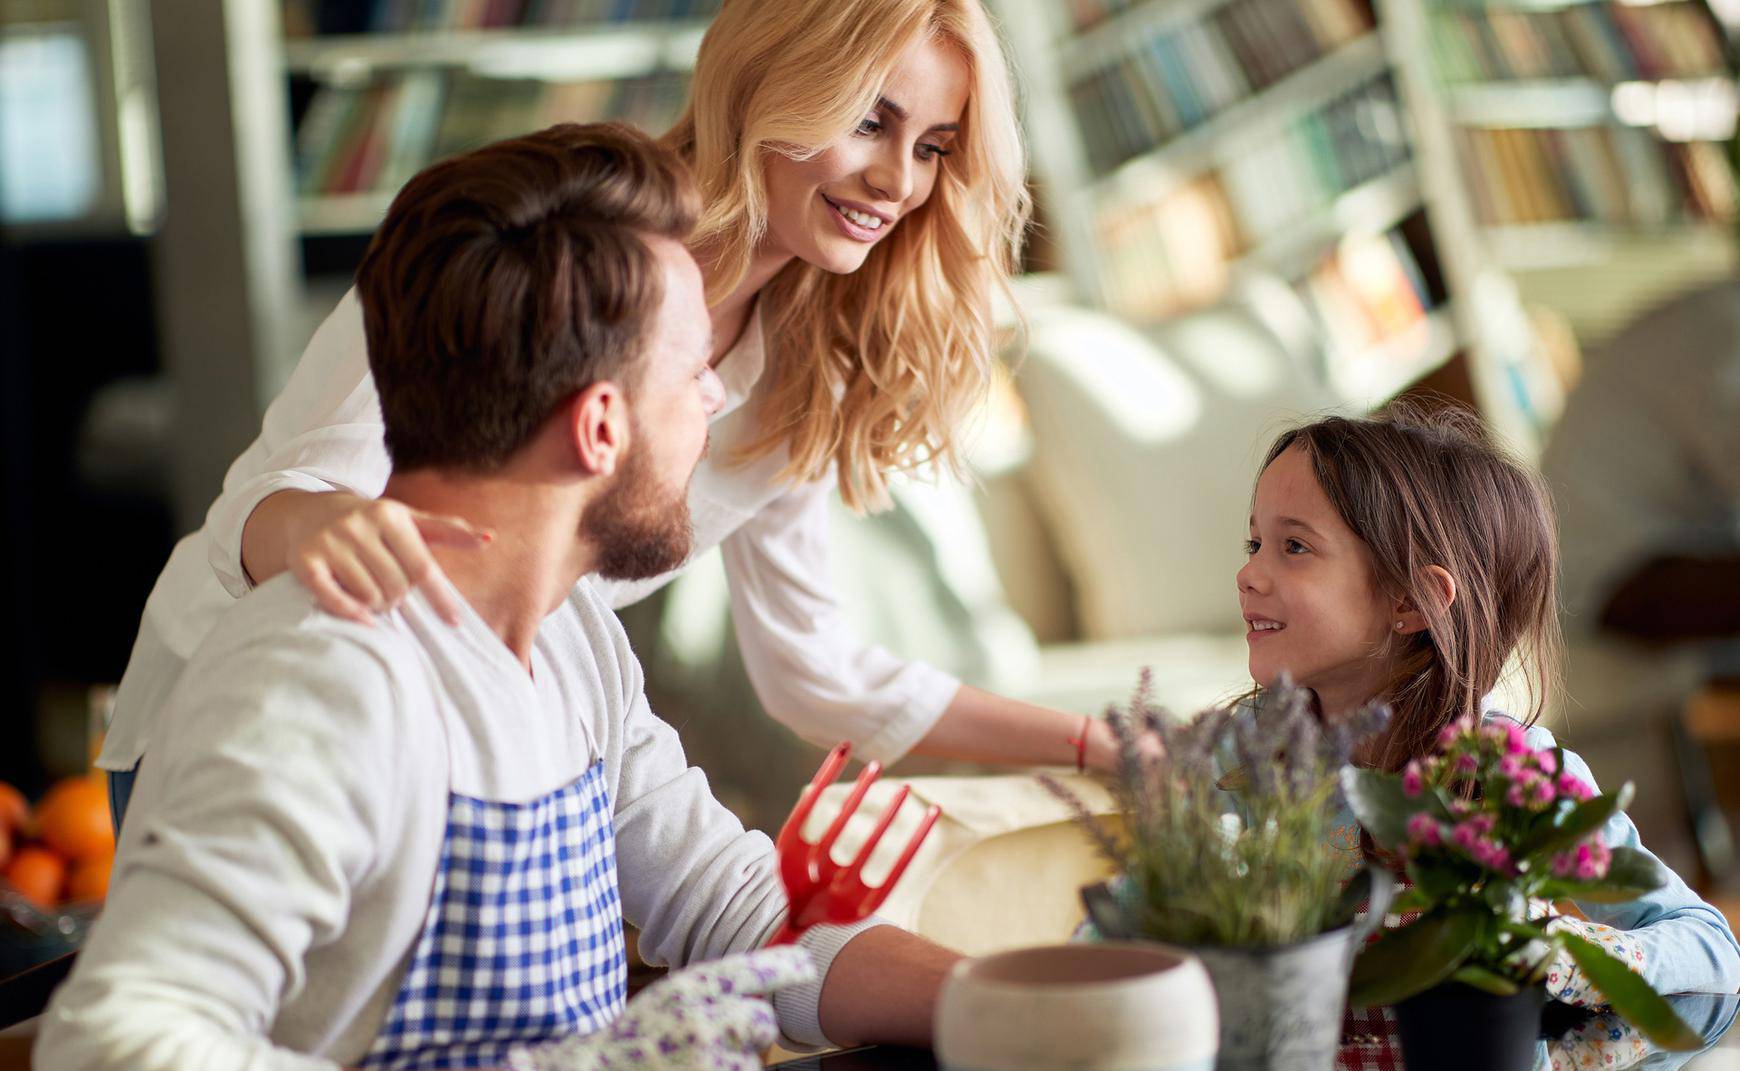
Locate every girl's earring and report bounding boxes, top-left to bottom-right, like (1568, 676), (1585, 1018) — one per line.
(1394, 621), (1406, 631)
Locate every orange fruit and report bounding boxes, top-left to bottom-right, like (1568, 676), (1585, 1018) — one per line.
(35, 776), (114, 863)
(3, 846), (66, 910)
(0, 822), (10, 870)
(66, 854), (112, 903)
(0, 781), (28, 835)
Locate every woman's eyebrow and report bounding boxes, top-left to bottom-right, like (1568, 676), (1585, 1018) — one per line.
(877, 95), (961, 134)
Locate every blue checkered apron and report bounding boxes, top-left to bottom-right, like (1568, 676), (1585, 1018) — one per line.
(359, 760), (627, 1069)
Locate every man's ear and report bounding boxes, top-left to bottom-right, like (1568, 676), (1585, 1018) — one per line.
(566, 381), (628, 478)
(1392, 565), (1458, 636)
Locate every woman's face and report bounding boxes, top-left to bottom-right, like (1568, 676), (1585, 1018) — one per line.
(760, 33), (969, 274)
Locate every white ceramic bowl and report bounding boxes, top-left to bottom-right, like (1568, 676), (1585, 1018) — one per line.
(936, 942), (1219, 1071)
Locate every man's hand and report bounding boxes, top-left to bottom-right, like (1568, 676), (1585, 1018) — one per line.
(505, 946), (815, 1070)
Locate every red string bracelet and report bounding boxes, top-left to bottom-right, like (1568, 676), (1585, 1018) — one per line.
(1066, 714), (1091, 773)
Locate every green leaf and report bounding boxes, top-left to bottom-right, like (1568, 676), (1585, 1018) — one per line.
(1517, 783), (1632, 864)
(1558, 931), (1704, 1051)
(1534, 848), (1667, 904)
(1348, 908), (1483, 1007)
(1451, 964), (1520, 995)
(1342, 768), (1437, 852)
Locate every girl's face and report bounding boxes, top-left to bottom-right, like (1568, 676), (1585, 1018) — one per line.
(760, 33), (968, 274)
(1237, 444), (1398, 716)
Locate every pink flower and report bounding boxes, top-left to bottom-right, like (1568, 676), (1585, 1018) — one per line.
(1451, 821), (1479, 851)
(1534, 750), (1558, 775)
(1556, 773), (1594, 802)
(1455, 753), (1479, 774)
(1402, 762), (1424, 797)
(1552, 850), (1577, 878)
(1506, 723), (1528, 755)
(1406, 813), (1442, 848)
(1499, 756), (1522, 779)
(1531, 779), (1557, 807)
(1507, 783), (1528, 808)
(1436, 724), (1460, 750)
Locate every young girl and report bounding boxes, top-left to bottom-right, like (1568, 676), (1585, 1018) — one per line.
(102, 0), (1116, 824)
(1239, 406), (1740, 1064)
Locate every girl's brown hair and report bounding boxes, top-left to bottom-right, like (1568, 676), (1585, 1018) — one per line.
(1258, 402), (1563, 770)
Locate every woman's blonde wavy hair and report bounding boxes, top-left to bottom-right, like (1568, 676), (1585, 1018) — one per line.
(661, 0), (1031, 512)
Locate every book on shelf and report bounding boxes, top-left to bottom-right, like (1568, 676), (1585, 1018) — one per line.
(1303, 229), (1433, 360)
(1067, 0), (1374, 175)
(1428, 0), (1727, 84)
(284, 0), (721, 35)
(1091, 73), (1413, 319)
(1453, 124), (1735, 226)
(295, 70), (689, 201)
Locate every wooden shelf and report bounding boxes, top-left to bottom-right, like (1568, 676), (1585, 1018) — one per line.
(1430, 0), (1690, 12)
(1445, 76), (1736, 129)
(1088, 34), (1389, 204)
(1234, 164), (1424, 278)
(282, 22), (707, 82)
(1487, 220), (1735, 269)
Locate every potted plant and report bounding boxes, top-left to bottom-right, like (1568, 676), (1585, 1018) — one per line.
(1342, 715), (1704, 1071)
(1044, 674), (1394, 1071)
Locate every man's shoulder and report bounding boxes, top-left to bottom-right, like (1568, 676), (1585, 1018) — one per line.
(172, 576), (431, 732)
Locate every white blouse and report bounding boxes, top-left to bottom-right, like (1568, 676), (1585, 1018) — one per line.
(100, 289), (960, 774)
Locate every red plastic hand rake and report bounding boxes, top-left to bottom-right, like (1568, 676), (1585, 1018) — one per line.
(766, 742), (942, 947)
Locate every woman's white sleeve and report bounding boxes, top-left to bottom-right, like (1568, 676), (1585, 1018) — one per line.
(718, 475), (961, 764)
(202, 289), (393, 598)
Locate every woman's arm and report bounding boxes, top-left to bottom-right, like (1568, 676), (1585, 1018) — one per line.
(919, 684), (1121, 771)
(194, 290), (487, 624)
(718, 475), (1122, 771)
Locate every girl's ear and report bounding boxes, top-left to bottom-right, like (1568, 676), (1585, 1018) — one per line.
(1392, 565), (1457, 636)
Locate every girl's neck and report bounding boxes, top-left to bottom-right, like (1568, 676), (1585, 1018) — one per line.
(701, 242), (795, 367)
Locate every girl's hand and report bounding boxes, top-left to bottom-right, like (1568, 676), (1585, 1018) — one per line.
(1541, 915), (1648, 1008)
(286, 494), (493, 626)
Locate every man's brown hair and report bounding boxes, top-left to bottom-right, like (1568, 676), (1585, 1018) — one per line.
(356, 121), (699, 471)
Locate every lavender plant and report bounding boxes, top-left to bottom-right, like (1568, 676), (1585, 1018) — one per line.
(1044, 672), (1390, 948)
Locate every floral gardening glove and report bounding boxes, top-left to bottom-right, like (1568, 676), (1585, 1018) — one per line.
(505, 945), (816, 1071)
(1541, 915), (1648, 1009)
(1547, 1010), (1652, 1070)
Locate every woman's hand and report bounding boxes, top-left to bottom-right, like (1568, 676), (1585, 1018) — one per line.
(258, 491), (493, 625)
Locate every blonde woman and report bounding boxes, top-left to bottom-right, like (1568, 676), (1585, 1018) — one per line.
(102, 0), (1120, 820)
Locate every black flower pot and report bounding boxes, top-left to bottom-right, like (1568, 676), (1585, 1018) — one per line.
(1393, 981), (1546, 1071)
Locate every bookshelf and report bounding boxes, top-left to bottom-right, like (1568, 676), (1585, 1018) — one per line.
(280, 1), (716, 242)
(1399, 0), (1739, 347)
(993, 0), (1524, 439)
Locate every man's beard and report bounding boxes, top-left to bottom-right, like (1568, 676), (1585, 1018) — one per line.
(587, 437), (696, 582)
